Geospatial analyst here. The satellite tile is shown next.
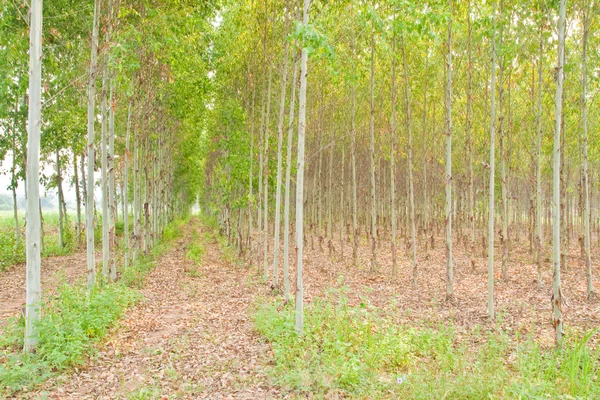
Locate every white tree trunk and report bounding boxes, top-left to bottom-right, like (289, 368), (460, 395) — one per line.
(124, 98), (132, 269)
(24, 0), (43, 353)
(369, 20), (377, 273)
(295, 0), (310, 334)
(488, 1), (498, 319)
(445, 0), (454, 299)
(552, 0), (566, 347)
(86, 0), (101, 292)
(536, 21), (544, 286)
(402, 38), (417, 287)
(273, 12), (291, 288)
(283, 55), (299, 303)
(581, 3), (593, 300)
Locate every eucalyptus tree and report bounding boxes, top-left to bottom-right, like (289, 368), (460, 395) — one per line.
(86, 0), (101, 291)
(295, 0), (311, 334)
(488, 0), (498, 320)
(24, 0), (43, 353)
(272, 3), (292, 289)
(580, 0), (593, 300)
(444, 0), (454, 299)
(552, 0), (566, 347)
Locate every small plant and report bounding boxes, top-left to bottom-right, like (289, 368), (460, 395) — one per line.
(253, 294), (600, 399)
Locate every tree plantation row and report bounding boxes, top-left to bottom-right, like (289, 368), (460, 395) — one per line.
(1, 1), (214, 351)
(1, 0), (598, 356)
(205, 0), (597, 347)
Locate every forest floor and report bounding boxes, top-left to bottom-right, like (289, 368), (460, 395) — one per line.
(277, 229), (600, 348)
(2, 218), (599, 398)
(0, 249), (87, 329)
(21, 217), (280, 399)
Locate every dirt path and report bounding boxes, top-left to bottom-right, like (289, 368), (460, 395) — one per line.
(0, 251), (87, 328)
(29, 218), (278, 399)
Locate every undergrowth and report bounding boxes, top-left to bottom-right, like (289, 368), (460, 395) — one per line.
(253, 291), (600, 399)
(0, 217), (188, 396)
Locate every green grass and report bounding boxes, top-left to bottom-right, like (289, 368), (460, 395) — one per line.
(184, 230), (205, 278)
(0, 211), (80, 271)
(253, 291), (600, 399)
(0, 217), (188, 397)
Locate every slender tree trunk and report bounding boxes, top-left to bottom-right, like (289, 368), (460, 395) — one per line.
(283, 54), (299, 303)
(100, 0), (113, 279)
(422, 56), (429, 258)
(263, 64), (273, 281)
(248, 77), (256, 262)
(73, 152), (82, 247)
(369, 19), (377, 273)
(351, 43), (358, 267)
(536, 19), (544, 286)
(390, 25), (398, 281)
(401, 38), (417, 286)
(498, 21), (508, 279)
(445, 0), (454, 299)
(581, 3), (593, 299)
(295, 0), (310, 334)
(108, 84), (116, 280)
(552, 0), (566, 348)
(273, 14), (291, 288)
(56, 149), (64, 249)
(488, 1), (498, 319)
(124, 98), (132, 269)
(467, 0), (475, 271)
(24, 0), (43, 353)
(86, 0), (100, 292)
(11, 112), (20, 254)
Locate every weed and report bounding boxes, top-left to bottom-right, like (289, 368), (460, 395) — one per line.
(253, 293), (600, 399)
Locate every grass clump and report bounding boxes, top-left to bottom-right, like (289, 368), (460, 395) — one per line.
(253, 292), (600, 399)
(0, 282), (140, 393)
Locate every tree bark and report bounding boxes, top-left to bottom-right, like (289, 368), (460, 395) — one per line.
(24, 0), (43, 353)
(273, 13), (291, 288)
(445, 0), (454, 299)
(283, 53), (299, 303)
(295, 0), (310, 334)
(488, 1), (498, 319)
(581, 2), (593, 299)
(552, 0), (566, 347)
(369, 18), (377, 273)
(86, 0), (101, 292)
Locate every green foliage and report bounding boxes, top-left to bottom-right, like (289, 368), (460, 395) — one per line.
(0, 228), (25, 271)
(0, 282), (140, 394)
(253, 294), (600, 399)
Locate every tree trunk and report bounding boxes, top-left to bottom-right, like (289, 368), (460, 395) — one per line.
(56, 149), (64, 249)
(488, 1), (498, 319)
(390, 24), (398, 281)
(124, 98), (132, 269)
(74, 152), (82, 247)
(295, 0), (310, 334)
(86, 0), (101, 292)
(283, 53), (299, 303)
(445, 0), (454, 299)
(581, 2), (593, 299)
(24, 0), (43, 353)
(552, 0), (566, 348)
(108, 83), (116, 280)
(401, 38), (417, 286)
(467, 0), (475, 271)
(369, 19), (377, 273)
(11, 111), (20, 254)
(536, 18), (544, 286)
(273, 15), (291, 288)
